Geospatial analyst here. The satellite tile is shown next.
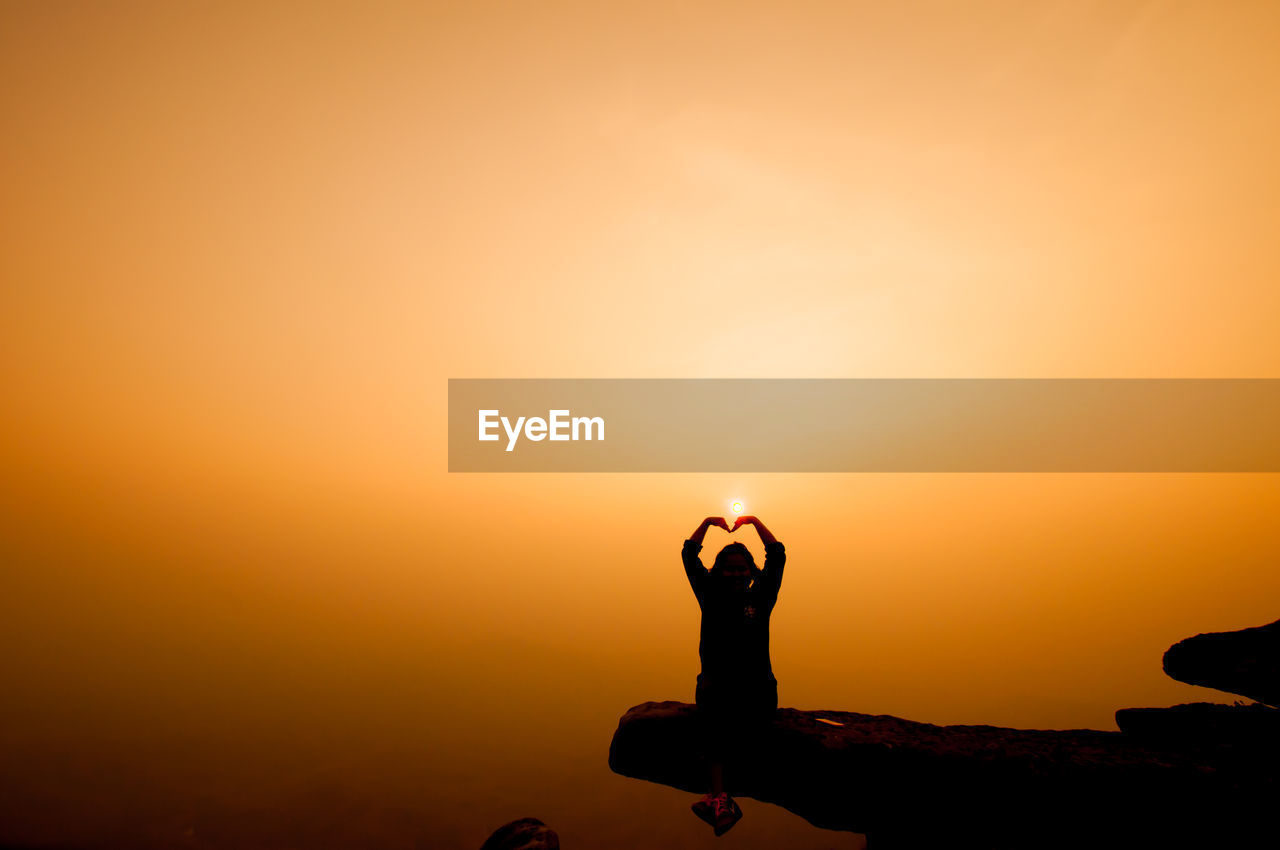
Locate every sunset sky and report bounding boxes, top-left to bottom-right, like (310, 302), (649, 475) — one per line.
(3, 2), (1280, 848)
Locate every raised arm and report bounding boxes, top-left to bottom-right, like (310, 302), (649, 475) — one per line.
(690, 516), (730, 545)
(683, 517), (728, 599)
(730, 515), (776, 546)
(730, 515), (785, 594)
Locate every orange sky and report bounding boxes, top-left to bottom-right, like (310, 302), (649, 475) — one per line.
(3, 2), (1280, 848)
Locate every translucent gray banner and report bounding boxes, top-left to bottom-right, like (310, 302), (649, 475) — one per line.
(447, 379), (1280, 472)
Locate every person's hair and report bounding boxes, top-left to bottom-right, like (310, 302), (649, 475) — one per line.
(709, 542), (760, 581)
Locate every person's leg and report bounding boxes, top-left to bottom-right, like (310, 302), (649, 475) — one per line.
(704, 705), (746, 835)
(698, 716), (729, 799)
(692, 681), (728, 827)
(695, 676), (729, 796)
(706, 680), (776, 833)
(708, 746), (742, 836)
(709, 760), (724, 796)
(691, 753), (729, 829)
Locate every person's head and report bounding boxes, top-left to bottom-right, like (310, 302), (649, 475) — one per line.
(709, 542), (759, 592)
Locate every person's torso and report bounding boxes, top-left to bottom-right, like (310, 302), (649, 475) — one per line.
(697, 585), (777, 681)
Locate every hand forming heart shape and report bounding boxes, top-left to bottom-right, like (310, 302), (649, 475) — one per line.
(691, 515), (777, 549)
(702, 515), (757, 534)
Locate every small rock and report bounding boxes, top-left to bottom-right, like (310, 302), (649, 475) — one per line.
(479, 817), (558, 850)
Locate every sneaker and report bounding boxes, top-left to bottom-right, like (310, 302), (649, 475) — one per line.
(691, 793), (716, 827)
(711, 793), (742, 836)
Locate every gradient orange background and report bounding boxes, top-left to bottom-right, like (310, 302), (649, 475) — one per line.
(3, 2), (1280, 848)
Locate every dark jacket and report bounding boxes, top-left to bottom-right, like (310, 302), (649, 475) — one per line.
(682, 538), (786, 686)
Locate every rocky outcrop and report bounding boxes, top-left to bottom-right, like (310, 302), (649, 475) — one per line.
(1116, 700), (1280, 743)
(479, 818), (559, 850)
(1162, 618), (1280, 707)
(609, 700), (1275, 848)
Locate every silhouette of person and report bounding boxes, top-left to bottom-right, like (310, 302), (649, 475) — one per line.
(682, 515), (785, 835)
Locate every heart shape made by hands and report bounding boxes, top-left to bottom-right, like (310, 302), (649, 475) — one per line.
(708, 516), (755, 535)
